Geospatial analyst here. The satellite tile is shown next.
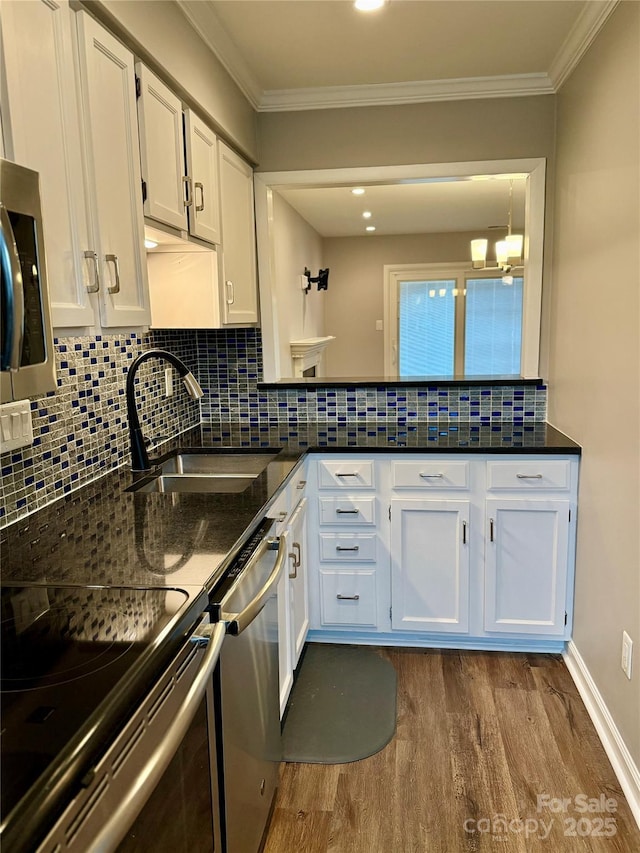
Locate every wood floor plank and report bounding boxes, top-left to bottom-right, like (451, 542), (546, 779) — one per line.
(264, 649), (640, 853)
(276, 761), (340, 812)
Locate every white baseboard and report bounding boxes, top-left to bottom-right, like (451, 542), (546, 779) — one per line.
(563, 640), (640, 829)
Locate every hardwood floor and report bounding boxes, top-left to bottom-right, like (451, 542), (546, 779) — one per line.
(264, 648), (639, 852)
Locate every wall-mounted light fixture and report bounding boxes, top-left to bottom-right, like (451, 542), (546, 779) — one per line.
(303, 267), (330, 293)
(470, 180), (523, 275)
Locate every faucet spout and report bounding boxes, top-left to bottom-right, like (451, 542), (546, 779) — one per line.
(126, 348), (203, 472)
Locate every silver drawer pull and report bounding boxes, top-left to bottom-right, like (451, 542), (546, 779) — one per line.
(296, 479), (307, 489)
(194, 181), (205, 212)
(337, 594), (360, 601)
(516, 473), (543, 479)
(336, 472), (358, 477)
(83, 250), (100, 293)
(336, 545), (359, 552)
(105, 254), (120, 294)
(336, 508), (359, 514)
(419, 472), (444, 478)
(183, 175), (193, 207)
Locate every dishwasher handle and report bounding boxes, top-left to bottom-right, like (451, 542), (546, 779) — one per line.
(220, 532), (288, 636)
(90, 620), (226, 853)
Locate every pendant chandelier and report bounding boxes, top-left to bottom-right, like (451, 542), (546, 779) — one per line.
(470, 180), (524, 274)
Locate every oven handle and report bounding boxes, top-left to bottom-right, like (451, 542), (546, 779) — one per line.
(220, 531), (288, 635)
(90, 620), (226, 853)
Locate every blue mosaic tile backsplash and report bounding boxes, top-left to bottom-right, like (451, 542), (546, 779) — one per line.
(1, 327), (546, 527)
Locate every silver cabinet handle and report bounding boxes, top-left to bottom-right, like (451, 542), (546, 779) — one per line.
(489, 518), (495, 542)
(194, 181), (205, 212)
(296, 479), (307, 489)
(516, 473), (543, 479)
(336, 508), (359, 514)
(336, 545), (359, 552)
(337, 594), (360, 601)
(105, 254), (120, 294)
(220, 534), (288, 634)
(420, 472), (444, 478)
(0, 203), (24, 371)
(462, 520), (467, 545)
(90, 620), (226, 853)
(288, 541), (301, 578)
(277, 510), (288, 521)
(182, 175), (193, 207)
(83, 250), (100, 293)
(226, 280), (234, 304)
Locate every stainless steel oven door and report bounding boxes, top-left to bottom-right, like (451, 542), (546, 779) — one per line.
(36, 621), (226, 853)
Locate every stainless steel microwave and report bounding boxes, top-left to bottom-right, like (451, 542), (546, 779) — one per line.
(1, 158), (56, 403)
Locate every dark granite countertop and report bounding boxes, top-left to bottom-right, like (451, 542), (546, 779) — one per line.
(1, 421), (580, 591)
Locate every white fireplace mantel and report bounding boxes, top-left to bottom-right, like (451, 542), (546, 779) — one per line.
(290, 336), (336, 377)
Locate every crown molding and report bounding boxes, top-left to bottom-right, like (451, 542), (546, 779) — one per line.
(176, 0), (263, 109)
(548, 0), (620, 90)
(177, 0), (620, 114)
(258, 73), (555, 112)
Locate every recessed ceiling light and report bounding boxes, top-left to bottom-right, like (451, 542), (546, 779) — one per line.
(362, 211), (372, 219)
(144, 239), (158, 249)
(351, 187), (365, 195)
(355, 0), (385, 11)
(365, 225), (376, 232)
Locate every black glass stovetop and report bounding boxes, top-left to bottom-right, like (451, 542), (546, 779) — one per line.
(0, 584), (190, 824)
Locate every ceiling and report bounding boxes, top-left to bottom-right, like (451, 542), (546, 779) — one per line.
(176, 0), (618, 111)
(277, 175), (527, 237)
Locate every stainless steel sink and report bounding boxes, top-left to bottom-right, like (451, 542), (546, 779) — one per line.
(127, 450), (279, 494)
(132, 474), (257, 494)
(159, 452), (277, 478)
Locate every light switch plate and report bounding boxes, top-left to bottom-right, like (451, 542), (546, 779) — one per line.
(0, 399), (34, 452)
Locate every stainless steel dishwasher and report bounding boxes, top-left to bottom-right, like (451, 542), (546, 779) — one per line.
(210, 518), (288, 853)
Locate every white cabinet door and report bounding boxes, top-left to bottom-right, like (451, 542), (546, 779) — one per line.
(136, 63), (187, 231)
(185, 110), (221, 244)
(218, 141), (258, 325)
(76, 12), (149, 328)
(484, 499), (570, 635)
(1, 0), (95, 327)
(390, 498), (470, 633)
(287, 497), (309, 669)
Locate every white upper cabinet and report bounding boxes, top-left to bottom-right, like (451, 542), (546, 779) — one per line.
(136, 64), (188, 231)
(75, 12), (149, 328)
(1, 0), (95, 327)
(184, 109), (221, 244)
(218, 141), (259, 325)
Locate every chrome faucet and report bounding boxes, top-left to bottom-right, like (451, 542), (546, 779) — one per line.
(126, 348), (203, 472)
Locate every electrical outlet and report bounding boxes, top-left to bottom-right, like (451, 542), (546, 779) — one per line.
(164, 367), (174, 397)
(621, 631), (633, 679)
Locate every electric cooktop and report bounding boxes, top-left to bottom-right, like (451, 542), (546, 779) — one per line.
(0, 583), (203, 836)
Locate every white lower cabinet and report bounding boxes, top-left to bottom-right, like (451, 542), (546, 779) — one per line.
(269, 467), (309, 717)
(484, 499), (570, 635)
(306, 453), (579, 651)
(390, 499), (470, 633)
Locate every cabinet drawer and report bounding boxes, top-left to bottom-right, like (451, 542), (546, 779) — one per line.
(392, 460), (469, 490)
(319, 533), (377, 563)
(320, 571), (377, 627)
(319, 497), (376, 525)
(487, 460), (571, 491)
(318, 460), (374, 489)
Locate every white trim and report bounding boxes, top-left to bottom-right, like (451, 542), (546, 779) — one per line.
(176, 0), (263, 110)
(563, 640), (640, 830)
(258, 73), (554, 112)
(254, 158), (545, 381)
(176, 1), (617, 112)
(549, 1), (620, 91)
